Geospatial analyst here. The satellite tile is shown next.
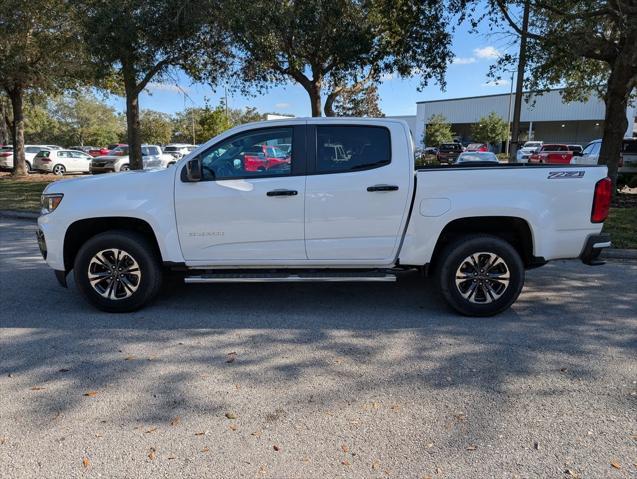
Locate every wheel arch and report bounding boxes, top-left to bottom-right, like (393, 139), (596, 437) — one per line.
(63, 217), (162, 272)
(429, 216), (540, 272)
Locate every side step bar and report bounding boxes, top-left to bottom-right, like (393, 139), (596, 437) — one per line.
(184, 272), (397, 284)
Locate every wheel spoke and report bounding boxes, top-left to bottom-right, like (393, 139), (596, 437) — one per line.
(88, 248), (141, 301)
(455, 251), (511, 305)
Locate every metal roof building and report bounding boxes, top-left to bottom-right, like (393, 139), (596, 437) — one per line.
(411, 89), (636, 148)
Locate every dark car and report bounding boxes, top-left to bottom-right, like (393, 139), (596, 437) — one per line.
(567, 144), (583, 156)
(436, 143), (463, 164)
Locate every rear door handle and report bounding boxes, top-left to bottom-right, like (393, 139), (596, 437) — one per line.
(267, 189), (298, 197)
(367, 184), (399, 192)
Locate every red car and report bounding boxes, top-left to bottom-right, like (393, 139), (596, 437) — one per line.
(529, 144), (573, 164)
(88, 147), (110, 157)
(243, 145), (291, 172)
(466, 143), (489, 152)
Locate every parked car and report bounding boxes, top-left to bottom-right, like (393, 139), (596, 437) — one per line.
(87, 147), (110, 157)
(516, 141), (543, 163)
(572, 138), (637, 177)
(69, 146), (97, 154)
(90, 145), (166, 173)
(37, 118), (611, 317)
(107, 143), (128, 154)
(0, 145), (52, 171)
(529, 144), (573, 164)
(456, 151), (499, 164)
(436, 143), (463, 163)
(567, 144), (583, 156)
(163, 144), (197, 161)
(243, 144), (291, 172)
(465, 143), (489, 152)
(34, 149), (93, 175)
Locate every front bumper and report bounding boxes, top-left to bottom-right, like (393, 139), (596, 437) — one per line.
(90, 165), (116, 174)
(580, 233), (611, 265)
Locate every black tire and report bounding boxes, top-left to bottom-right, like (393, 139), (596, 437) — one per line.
(52, 164), (66, 176)
(437, 234), (524, 316)
(73, 230), (162, 312)
(120, 164), (130, 171)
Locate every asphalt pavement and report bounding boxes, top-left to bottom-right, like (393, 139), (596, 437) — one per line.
(1, 218), (636, 478)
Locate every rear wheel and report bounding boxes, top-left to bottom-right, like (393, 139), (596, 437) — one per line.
(52, 164), (66, 175)
(437, 235), (524, 316)
(73, 230), (162, 312)
(120, 164), (130, 171)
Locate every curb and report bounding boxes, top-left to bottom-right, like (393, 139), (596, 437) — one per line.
(0, 209), (39, 220)
(602, 248), (637, 260)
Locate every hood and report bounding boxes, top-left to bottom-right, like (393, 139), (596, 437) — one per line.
(43, 167), (171, 196)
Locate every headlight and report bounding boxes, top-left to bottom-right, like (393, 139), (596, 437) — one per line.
(41, 193), (64, 214)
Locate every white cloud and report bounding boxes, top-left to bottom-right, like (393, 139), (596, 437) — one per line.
(274, 102), (291, 109)
(451, 56), (476, 65)
(146, 82), (190, 94)
(473, 46), (502, 59)
(481, 79), (510, 87)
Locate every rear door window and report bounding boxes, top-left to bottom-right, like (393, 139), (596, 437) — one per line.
(315, 126), (390, 173)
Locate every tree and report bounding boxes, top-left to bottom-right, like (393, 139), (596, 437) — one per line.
(471, 112), (509, 147)
(332, 84), (384, 117)
(479, 0), (637, 190)
(0, 0), (86, 176)
(424, 114), (454, 147)
(224, 0), (453, 116)
(139, 110), (173, 145)
(73, 0), (229, 169)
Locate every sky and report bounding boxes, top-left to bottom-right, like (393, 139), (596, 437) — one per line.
(104, 12), (518, 118)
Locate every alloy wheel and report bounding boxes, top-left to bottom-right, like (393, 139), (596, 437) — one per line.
(87, 248), (141, 300)
(454, 252), (510, 304)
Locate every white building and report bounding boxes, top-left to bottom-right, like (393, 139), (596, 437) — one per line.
(397, 89), (636, 148)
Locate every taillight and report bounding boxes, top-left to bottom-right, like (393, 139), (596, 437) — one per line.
(591, 177), (612, 223)
(0, 152), (11, 157)
(40, 158), (51, 162)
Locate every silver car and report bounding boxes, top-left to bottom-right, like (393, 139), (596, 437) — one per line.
(90, 145), (165, 173)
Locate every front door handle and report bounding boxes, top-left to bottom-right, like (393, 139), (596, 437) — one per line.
(267, 189), (298, 197)
(367, 184), (399, 192)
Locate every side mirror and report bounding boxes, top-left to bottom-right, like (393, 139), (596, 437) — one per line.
(184, 158), (202, 182)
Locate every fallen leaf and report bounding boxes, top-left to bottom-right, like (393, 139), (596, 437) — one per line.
(30, 387), (46, 391)
(251, 430), (262, 438)
(235, 384), (241, 390)
(229, 424), (238, 431)
(390, 404), (401, 412)
(194, 432), (206, 436)
(610, 462), (621, 470)
(467, 444), (477, 451)
(560, 367), (568, 373)
(341, 444), (349, 453)
(0, 438), (6, 445)
(565, 469), (578, 477)
(53, 411), (61, 421)
(148, 448), (156, 460)
(167, 456), (176, 460)
(435, 467), (442, 474)
(226, 352), (237, 363)
(341, 459), (351, 466)
(145, 427), (158, 434)
(372, 460), (381, 470)
(258, 465), (267, 475)
(273, 445), (280, 451)
(534, 441), (540, 450)
(422, 476), (433, 479)
(302, 457), (310, 464)
(225, 412), (237, 419)
(82, 457), (90, 469)
(58, 368), (70, 373)
(95, 433), (102, 438)
(169, 416), (181, 427)
(84, 391), (98, 397)
(426, 442), (434, 448)
(124, 355), (136, 361)
(201, 447), (209, 453)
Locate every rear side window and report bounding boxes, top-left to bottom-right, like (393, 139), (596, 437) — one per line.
(316, 126), (390, 173)
(36, 150), (50, 158)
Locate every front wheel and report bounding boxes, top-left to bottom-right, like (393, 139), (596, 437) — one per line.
(119, 164), (130, 171)
(73, 230), (162, 312)
(437, 235), (524, 316)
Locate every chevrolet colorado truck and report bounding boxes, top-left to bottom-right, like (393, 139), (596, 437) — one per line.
(37, 118), (612, 316)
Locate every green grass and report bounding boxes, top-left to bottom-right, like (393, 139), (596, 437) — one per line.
(1, 174), (635, 249)
(0, 177), (56, 211)
(603, 207), (637, 249)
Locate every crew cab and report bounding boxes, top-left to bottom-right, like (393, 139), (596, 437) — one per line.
(436, 143), (463, 163)
(529, 144), (573, 164)
(37, 118), (612, 316)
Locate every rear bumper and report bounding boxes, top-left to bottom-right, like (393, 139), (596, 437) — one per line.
(90, 166), (116, 174)
(580, 233), (611, 265)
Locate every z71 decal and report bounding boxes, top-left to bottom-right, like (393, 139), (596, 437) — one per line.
(548, 170), (585, 179)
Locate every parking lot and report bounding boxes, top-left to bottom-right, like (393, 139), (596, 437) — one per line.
(1, 217), (636, 478)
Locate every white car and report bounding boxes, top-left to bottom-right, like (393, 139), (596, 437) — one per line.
(89, 145), (167, 173)
(572, 138), (637, 175)
(163, 144), (197, 161)
(0, 145), (55, 171)
(516, 141), (543, 163)
(456, 151), (499, 164)
(34, 149), (93, 175)
(37, 118), (611, 316)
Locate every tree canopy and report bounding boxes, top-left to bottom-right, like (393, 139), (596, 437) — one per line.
(425, 114), (455, 147)
(332, 84), (384, 117)
(471, 112), (509, 146)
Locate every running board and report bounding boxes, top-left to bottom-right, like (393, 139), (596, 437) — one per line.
(184, 272), (397, 283)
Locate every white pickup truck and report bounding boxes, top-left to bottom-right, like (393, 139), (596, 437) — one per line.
(37, 118), (612, 316)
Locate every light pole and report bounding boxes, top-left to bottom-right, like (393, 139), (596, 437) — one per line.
(505, 70), (515, 156)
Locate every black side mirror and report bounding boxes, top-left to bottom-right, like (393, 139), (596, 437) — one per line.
(184, 158), (202, 182)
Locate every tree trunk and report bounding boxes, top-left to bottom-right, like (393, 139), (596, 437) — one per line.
(324, 90), (338, 117)
(0, 99), (10, 146)
(509, 0), (529, 162)
(123, 64), (143, 170)
(7, 87), (27, 177)
(308, 83), (322, 117)
(598, 61), (633, 193)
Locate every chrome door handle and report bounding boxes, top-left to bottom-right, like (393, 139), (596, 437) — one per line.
(367, 184), (399, 192)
